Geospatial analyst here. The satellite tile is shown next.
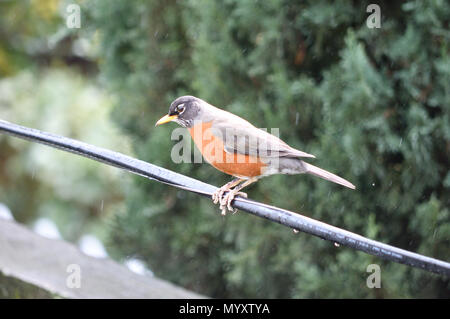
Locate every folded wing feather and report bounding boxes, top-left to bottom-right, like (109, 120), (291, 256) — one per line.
(211, 119), (315, 159)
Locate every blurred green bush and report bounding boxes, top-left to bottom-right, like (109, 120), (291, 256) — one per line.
(0, 69), (131, 240)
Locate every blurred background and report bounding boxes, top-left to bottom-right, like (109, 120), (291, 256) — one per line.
(0, 0), (449, 298)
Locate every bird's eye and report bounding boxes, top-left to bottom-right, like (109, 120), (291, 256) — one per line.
(177, 103), (185, 114)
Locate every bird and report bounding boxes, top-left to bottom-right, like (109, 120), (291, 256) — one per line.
(156, 95), (355, 215)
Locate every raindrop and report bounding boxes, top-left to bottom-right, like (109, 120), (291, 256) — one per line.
(372, 183), (375, 186)
(33, 218), (61, 239)
(399, 138), (403, 147)
(79, 234), (108, 258)
(295, 112), (299, 125)
(100, 200), (104, 212)
(0, 203), (13, 221)
(125, 258), (154, 277)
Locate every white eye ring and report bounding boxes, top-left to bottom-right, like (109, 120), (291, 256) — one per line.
(177, 103), (186, 114)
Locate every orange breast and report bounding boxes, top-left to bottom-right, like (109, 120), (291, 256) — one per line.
(188, 121), (266, 178)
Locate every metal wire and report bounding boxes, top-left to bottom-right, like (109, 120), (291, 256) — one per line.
(1, 119), (449, 277)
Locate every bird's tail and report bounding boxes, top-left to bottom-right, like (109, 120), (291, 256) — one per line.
(303, 162), (355, 189)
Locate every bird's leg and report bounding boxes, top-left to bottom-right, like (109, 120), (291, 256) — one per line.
(221, 177), (258, 214)
(212, 178), (243, 206)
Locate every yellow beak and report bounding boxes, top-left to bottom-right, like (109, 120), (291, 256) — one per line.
(155, 114), (178, 126)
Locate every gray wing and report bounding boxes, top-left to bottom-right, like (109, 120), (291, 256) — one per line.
(211, 118), (315, 159)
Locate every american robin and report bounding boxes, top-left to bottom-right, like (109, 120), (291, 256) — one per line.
(156, 96), (355, 215)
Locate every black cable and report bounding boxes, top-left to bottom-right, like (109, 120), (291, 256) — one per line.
(1, 119), (449, 277)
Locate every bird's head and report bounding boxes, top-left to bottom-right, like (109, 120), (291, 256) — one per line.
(155, 95), (203, 128)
